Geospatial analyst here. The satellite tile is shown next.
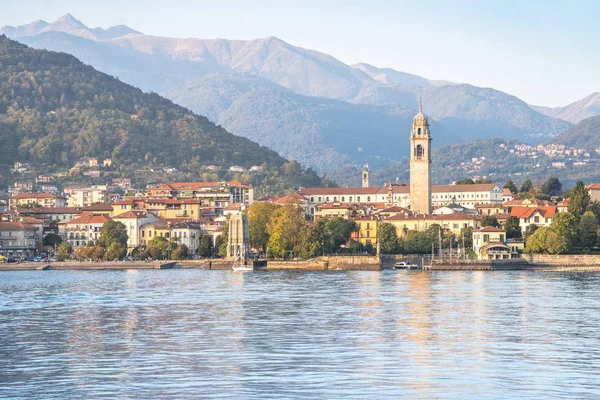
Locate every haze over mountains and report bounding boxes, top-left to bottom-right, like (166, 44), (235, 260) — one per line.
(532, 92), (600, 124)
(2, 14), (596, 176)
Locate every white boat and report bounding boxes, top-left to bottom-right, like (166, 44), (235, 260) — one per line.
(232, 257), (253, 272)
(393, 261), (420, 270)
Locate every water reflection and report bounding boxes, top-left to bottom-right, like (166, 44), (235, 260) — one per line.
(0, 270), (600, 399)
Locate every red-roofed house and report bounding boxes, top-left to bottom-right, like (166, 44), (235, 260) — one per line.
(587, 183), (600, 202)
(472, 226), (522, 260)
(510, 206), (557, 231)
(58, 214), (113, 248)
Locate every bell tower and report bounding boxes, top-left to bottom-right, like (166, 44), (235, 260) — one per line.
(409, 100), (432, 214)
(362, 164), (369, 188)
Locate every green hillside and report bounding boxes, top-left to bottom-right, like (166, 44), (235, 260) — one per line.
(0, 36), (327, 194)
(551, 116), (600, 149)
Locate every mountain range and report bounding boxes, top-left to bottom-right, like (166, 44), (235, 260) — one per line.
(532, 92), (600, 124)
(2, 14), (586, 174)
(0, 36), (326, 194)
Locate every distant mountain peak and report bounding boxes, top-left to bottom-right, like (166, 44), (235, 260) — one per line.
(532, 92), (600, 124)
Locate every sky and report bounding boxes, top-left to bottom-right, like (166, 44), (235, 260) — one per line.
(1, 0), (598, 107)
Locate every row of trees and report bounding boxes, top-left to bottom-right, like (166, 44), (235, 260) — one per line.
(376, 223), (474, 255)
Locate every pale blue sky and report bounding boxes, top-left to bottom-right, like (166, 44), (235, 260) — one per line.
(2, 0), (598, 107)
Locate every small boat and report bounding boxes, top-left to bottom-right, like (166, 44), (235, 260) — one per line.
(232, 257), (253, 272)
(393, 261), (420, 270)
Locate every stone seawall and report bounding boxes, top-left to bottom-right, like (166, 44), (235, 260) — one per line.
(526, 254), (600, 266)
(266, 260), (328, 270)
(430, 259), (532, 270)
(326, 256), (381, 270)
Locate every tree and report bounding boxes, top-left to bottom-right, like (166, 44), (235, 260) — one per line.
(197, 235), (214, 258)
(523, 224), (539, 240)
(577, 211), (598, 249)
(98, 221), (128, 248)
(57, 242), (73, 261)
(247, 202), (280, 253)
(455, 178), (474, 185)
(322, 217), (358, 253)
(504, 216), (522, 239)
(172, 244), (190, 260)
(545, 230), (568, 254)
(145, 236), (176, 260)
(481, 215), (500, 228)
(404, 231), (432, 254)
(105, 242), (127, 260)
(520, 179), (533, 193)
(504, 180), (518, 194)
(266, 205), (307, 258)
(43, 233), (62, 247)
(568, 181), (591, 220)
(377, 222), (400, 254)
(541, 176), (562, 197)
(214, 235), (226, 258)
(459, 226), (474, 250)
(475, 177), (492, 184)
(550, 212), (577, 247)
(525, 227), (550, 254)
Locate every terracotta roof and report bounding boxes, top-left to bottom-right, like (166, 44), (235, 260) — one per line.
(384, 211), (476, 222)
(502, 188), (513, 196)
(18, 207), (83, 214)
(510, 206), (557, 219)
(113, 211), (150, 219)
(64, 214), (112, 225)
(0, 221), (36, 231)
(299, 187), (381, 196)
(11, 192), (64, 199)
(224, 202), (243, 210)
(587, 183), (600, 190)
(504, 198), (552, 207)
(432, 184), (499, 193)
(476, 226), (506, 232)
(379, 206), (413, 213)
(319, 203), (352, 210)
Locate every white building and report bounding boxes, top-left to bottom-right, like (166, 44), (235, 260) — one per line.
(58, 214), (112, 248)
(112, 211), (158, 249)
(67, 185), (108, 207)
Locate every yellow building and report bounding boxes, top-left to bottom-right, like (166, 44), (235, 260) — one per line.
(385, 212), (479, 236)
(351, 215), (378, 245)
(111, 198), (203, 219)
(314, 202), (352, 220)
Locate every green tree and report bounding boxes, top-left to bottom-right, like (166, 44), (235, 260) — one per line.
(577, 211), (598, 249)
(525, 227), (550, 253)
(568, 181), (591, 220)
(455, 178), (474, 184)
(459, 226), (474, 250)
(404, 231), (433, 254)
(481, 215), (500, 228)
(541, 176), (562, 197)
(57, 242), (73, 261)
(43, 233), (62, 247)
(105, 242), (127, 260)
(197, 235), (214, 258)
(475, 177), (492, 184)
(215, 235), (226, 258)
(267, 205), (307, 258)
(98, 221), (128, 248)
(545, 230), (568, 254)
(504, 216), (522, 239)
(377, 222), (400, 254)
(523, 224), (539, 240)
(146, 236), (176, 260)
(247, 202), (280, 253)
(520, 179), (533, 193)
(172, 244), (190, 260)
(504, 180), (518, 194)
(322, 217), (358, 254)
(550, 212), (577, 247)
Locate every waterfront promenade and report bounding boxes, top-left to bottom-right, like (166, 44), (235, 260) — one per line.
(4, 254), (600, 272)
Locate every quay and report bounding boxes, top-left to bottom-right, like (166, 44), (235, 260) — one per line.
(3, 254), (600, 272)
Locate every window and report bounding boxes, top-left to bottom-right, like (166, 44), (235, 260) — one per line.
(318, 197), (322, 202)
(415, 145), (424, 158)
(349, 197), (353, 202)
(366, 223), (370, 229)
(483, 234), (490, 242)
(311, 197), (314, 202)
(326, 197), (329, 202)
(367, 196), (371, 202)
(341, 197), (345, 202)
(367, 231), (370, 238)
(534, 216), (540, 223)
(418, 128), (422, 135)
(357, 197), (361, 202)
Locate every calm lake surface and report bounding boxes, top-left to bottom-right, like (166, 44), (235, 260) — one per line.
(1, 270), (600, 399)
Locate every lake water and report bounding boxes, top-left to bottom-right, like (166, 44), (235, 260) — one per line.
(1, 270), (600, 399)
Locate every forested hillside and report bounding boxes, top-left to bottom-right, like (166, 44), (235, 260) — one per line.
(0, 36), (327, 194)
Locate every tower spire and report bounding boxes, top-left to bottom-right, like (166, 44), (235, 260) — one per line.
(419, 91), (423, 113)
